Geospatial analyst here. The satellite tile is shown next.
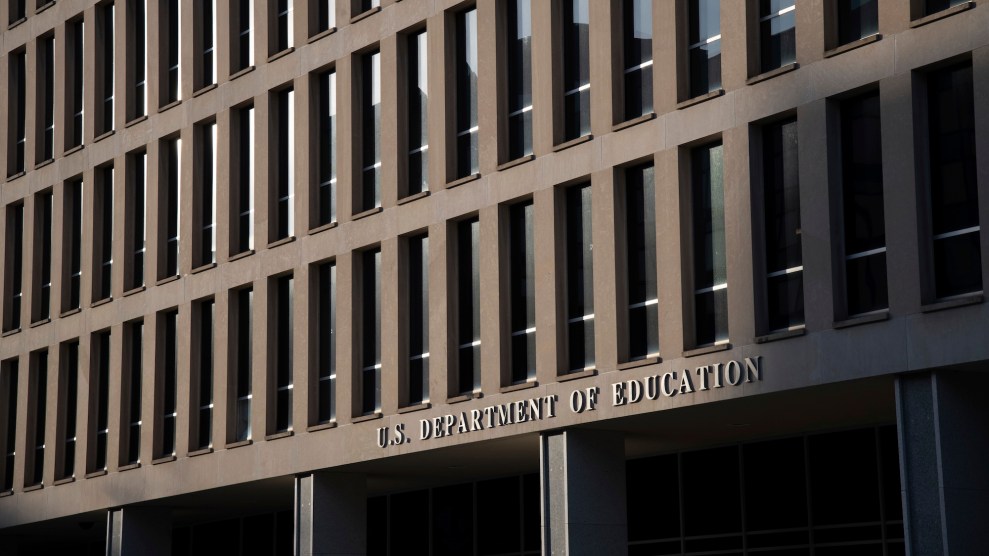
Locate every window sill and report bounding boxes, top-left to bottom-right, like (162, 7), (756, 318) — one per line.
(350, 5), (381, 24)
(398, 402), (432, 414)
(833, 309), (889, 329)
(557, 368), (597, 382)
(60, 307), (81, 317)
(612, 112), (656, 133)
(553, 134), (593, 153)
(676, 89), (724, 110)
(446, 173), (481, 189)
(188, 447), (213, 457)
(921, 293), (983, 314)
(308, 27), (337, 44)
(265, 431), (294, 440)
(190, 262), (216, 275)
(500, 381), (538, 394)
(125, 115), (148, 128)
(497, 154), (535, 172)
(306, 422), (337, 432)
(159, 99), (182, 114)
(8, 17), (26, 29)
(91, 297), (113, 308)
(911, 1), (973, 28)
(53, 477), (75, 486)
(225, 439), (253, 449)
(746, 62), (798, 86)
(447, 392), (482, 404)
(84, 470), (107, 479)
(352, 413), (382, 423)
(683, 343), (731, 358)
(93, 130), (115, 143)
(1, 328), (21, 338)
(64, 144), (85, 156)
(755, 326), (806, 344)
(267, 47), (295, 63)
(192, 83), (218, 98)
(352, 206), (383, 221)
(617, 356), (661, 371)
(35, 158), (55, 170)
(118, 463), (141, 472)
(267, 236), (296, 249)
(397, 190), (430, 205)
(824, 34), (882, 58)
(309, 221), (338, 235)
(0, 490), (12, 498)
(151, 455), (176, 465)
(29, 318), (50, 329)
(229, 65), (255, 81)
(156, 274), (180, 286)
(36, 0), (55, 13)
(122, 285), (145, 297)
(228, 249), (255, 262)
(23, 484), (43, 493)
(6, 171), (26, 182)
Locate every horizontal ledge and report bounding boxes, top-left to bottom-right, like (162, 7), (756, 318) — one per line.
(397, 402), (432, 414)
(0, 490), (12, 498)
(755, 327), (806, 344)
(746, 62), (799, 86)
(227, 249), (256, 262)
(63, 144), (85, 156)
(53, 477), (75, 486)
(90, 297), (113, 308)
(921, 293), (983, 314)
(352, 413), (383, 423)
(224, 439), (253, 449)
(159, 99), (182, 113)
(683, 343), (732, 358)
(192, 83), (218, 98)
(350, 5), (381, 23)
(824, 34), (882, 59)
(306, 422), (337, 432)
(833, 310), (890, 329)
(151, 455), (176, 465)
(553, 134), (593, 152)
(557, 368), (598, 382)
(118, 463), (141, 472)
(308, 27), (337, 44)
(612, 112), (656, 132)
(6, 171), (26, 182)
(122, 286), (145, 297)
(60, 308), (82, 317)
(617, 356), (661, 371)
(397, 190), (430, 205)
(125, 115), (148, 128)
(155, 275), (180, 286)
(309, 221), (338, 235)
(264, 431), (294, 440)
(267, 236), (297, 249)
(84, 470), (107, 479)
(93, 130), (115, 143)
(267, 47), (295, 63)
(911, 1), (973, 28)
(22, 484), (43, 493)
(29, 318), (50, 329)
(35, 158), (55, 170)
(188, 447), (214, 457)
(8, 17), (26, 29)
(190, 262), (216, 275)
(352, 206), (383, 220)
(497, 154), (535, 172)
(229, 65), (256, 81)
(36, 1), (55, 13)
(447, 392), (482, 404)
(676, 89), (725, 110)
(500, 381), (539, 394)
(446, 173), (481, 189)
(1, 328), (21, 337)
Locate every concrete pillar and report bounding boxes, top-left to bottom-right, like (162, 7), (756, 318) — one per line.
(896, 371), (989, 556)
(540, 429), (626, 556)
(105, 507), (171, 556)
(295, 472), (366, 556)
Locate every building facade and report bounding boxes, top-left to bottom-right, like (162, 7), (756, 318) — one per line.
(0, 0), (988, 554)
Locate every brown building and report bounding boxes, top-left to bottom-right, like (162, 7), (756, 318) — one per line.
(1, 0), (988, 554)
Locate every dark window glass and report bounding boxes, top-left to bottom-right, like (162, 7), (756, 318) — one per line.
(406, 31), (429, 196)
(38, 35), (55, 161)
(67, 20), (85, 149)
(8, 50), (25, 176)
(506, 0), (533, 160)
(196, 123), (217, 266)
(433, 484), (473, 556)
(123, 322), (142, 465)
(762, 118), (804, 331)
(477, 477), (521, 555)
(625, 164), (658, 359)
(924, 0), (968, 16)
(509, 201), (536, 383)
(316, 71), (337, 225)
(273, 276), (293, 432)
(455, 9), (479, 177)
(314, 0), (334, 33)
(9, 0), (24, 22)
(392, 490), (430, 555)
(1, 361), (17, 492)
(129, 0), (147, 119)
(198, 0), (216, 88)
(232, 106), (255, 253)
(274, 0), (293, 53)
(456, 218), (480, 394)
(4, 204), (24, 332)
(59, 342), (80, 480)
(159, 311), (178, 457)
(360, 50), (382, 210)
(64, 180), (83, 311)
(94, 166), (114, 302)
(273, 89), (295, 240)
(34, 192), (53, 322)
(927, 61), (981, 299)
(162, 0), (181, 105)
(836, 0), (878, 46)
(840, 91), (888, 315)
(127, 153), (147, 290)
(759, 0), (795, 73)
(626, 455), (680, 552)
(161, 138), (181, 278)
(692, 143), (728, 346)
(91, 331), (111, 472)
(354, 0), (379, 16)
(682, 447), (742, 551)
(406, 235), (429, 406)
(561, 0), (590, 140)
(565, 184), (595, 371)
(688, 0), (721, 97)
(233, 0), (253, 72)
(194, 301), (214, 449)
(316, 264), (336, 423)
(360, 250), (380, 414)
(96, 3), (115, 135)
(27, 351), (47, 486)
(233, 288), (253, 441)
(622, 0), (653, 119)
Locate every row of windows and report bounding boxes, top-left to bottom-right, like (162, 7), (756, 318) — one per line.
(4, 0), (974, 181)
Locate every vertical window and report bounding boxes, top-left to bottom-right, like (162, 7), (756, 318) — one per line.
(834, 0), (878, 47)
(921, 0), (968, 17)
(624, 164), (659, 360)
(687, 0), (721, 98)
(231, 288), (253, 442)
(3, 203), (24, 332)
(159, 138), (181, 279)
(156, 310), (178, 457)
(621, 0), (653, 120)
(160, 0), (181, 105)
(690, 143), (728, 346)
(271, 276), (293, 432)
(25, 351), (47, 487)
(455, 218), (480, 394)
(232, 105), (255, 254)
(359, 51), (381, 211)
(66, 19), (85, 149)
(93, 165), (114, 302)
(758, 0), (795, 74)
(314, 70), (337, 226)
(405, 30), (429, 196)
(196, 0), (217, 90)
(195, 122), (218, 267)
(405, 235), (428, 405)
(33, 190), (53, 322)
(761, 118), (804, 332)
(359, 249), (380, 415)
(126, 152), (147, 290)
(121, 321), (142, 465)
(63, 179), (83, 312)
(840, 91), (887, 316)
(505, 0), (533, 161)
(563, 184), (595, 372)
(560, 0), (590, 141)
(232, 0), (254, 73)
(271, 88), (295, 241)
(508, 202), (535, 384)
(315, 263), (336, 422)
(311, 0), (335, 36)
(925, 61), (981, 299)
(9, 0), (24, 23)
(96, 2), (115, 136)
(192, 299), (214, 450)
(7, 49), (25, 176)
(453, 8), (479, 178)
(272, 0), (294, 54)
(353, 0), (379, 17)
(0, 360), (17, 492)
(37, 34), (56, 162)
(57, 341), (80, 480)
(89, 331), (111, 473)
(127, 0), (147, 120)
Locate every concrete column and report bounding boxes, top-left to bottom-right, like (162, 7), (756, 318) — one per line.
(723, 125), (756, 346)
(896, 371), (989, 556)
(655, 147), (684, 357)
(105, 507), (171, 556)
(540, 429), (627, 556)
(295, 472), (367, 556)
(379, 34), (399, 208)
(336, 252), (355, 422)
(529, 0), (553, 156)
(533, 187), (560, 383)
(426, 222), (449, 403)
(380, 237), (399, 414)
(591, 169), (618, 372)
(251, 276), (271, 436)
(478, 204), (503, 392)
(476, 0), (498, 176)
